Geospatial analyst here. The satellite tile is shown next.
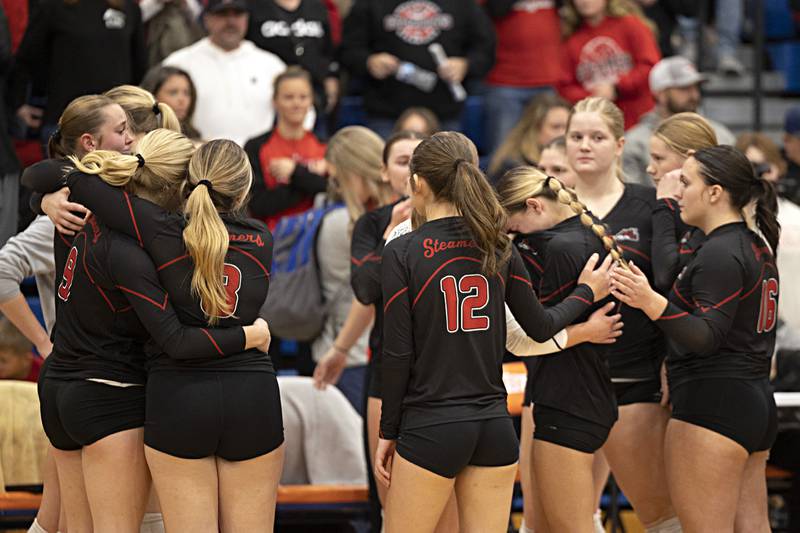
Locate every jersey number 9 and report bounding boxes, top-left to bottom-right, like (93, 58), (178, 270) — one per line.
(440, 274), (490, 333)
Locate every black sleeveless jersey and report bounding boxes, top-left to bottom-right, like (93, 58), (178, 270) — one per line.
(658, 222), (778, 388)
(597, 183), (665, 380)
(651, 197), (706, 293)
(379, 216), (595, 439)
(60, 171), (274, 373)
(529, 216), (617, 427)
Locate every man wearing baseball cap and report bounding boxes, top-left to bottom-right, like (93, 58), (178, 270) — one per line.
(162, 0), (288, 145)
(623, 56), (735, 185)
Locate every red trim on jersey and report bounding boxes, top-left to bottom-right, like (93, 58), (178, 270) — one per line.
(351, 253), (380, 266)
(201, 329), (224, 356)
(496, 272), (506, 290)
(117, 305), (133, 313)
(659, 311), (690, 320)
(740, 263), (769, 300)
(672, 283), (694, 309)
(540, 280), (575, 303)
(384, 287), (409, 314)
(694, 289), (743, 313)
(58, 232), (71, 247)
(412, 256), (482, 308)
(157, 254), (189, 271)
(566, 295), (592, 305)
(229, 246), (270, 277)
(510, 274), (532, 288)
(94, 285), (116, 311)
(678, 246), (694, 255)
(116, 285), (169, 310)
(123, 192), (143, 247)
(663, 198), (676, 212)
(619, 244), (651, 262)
(522, 253), (544, 272)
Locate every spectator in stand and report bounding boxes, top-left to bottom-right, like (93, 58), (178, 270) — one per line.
(314, 126), (394, 412)
(638, 0), (695, 56)
(0, 4), (19, 247)
(487, 93), (570, 183)
(162, 0), (286, 146)
(557, 0), (660, 130)
(246, 0), (339, 137)
(12, 0), (146, 143)
(538, 136), (579, 187)
(736, 132), (787, 186)
(340, 0), (495, 139)
(483, 0), (563, 155)
(782, 106), (800, 204)
(141, 65), (201, 140)
(0, 317), (41, 382)
(623, 56), (735, 185)
(393, 106), (440, 136)
(246, 66), (328, 229)
(139, 0), (203, 66)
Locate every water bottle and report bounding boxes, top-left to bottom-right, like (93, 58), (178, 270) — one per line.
(395, 62), (437, 93)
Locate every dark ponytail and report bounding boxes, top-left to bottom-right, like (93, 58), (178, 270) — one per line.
(753, 177), (781, 256)
(410, 132), (510, 276)
(693, 145), (781, 256)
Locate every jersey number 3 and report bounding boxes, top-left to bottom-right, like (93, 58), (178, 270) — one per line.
(440, 274), (490, 333)
(57, 246), (79, 302)
(221, 263), (242, 317)
(756, 278), (778, 333)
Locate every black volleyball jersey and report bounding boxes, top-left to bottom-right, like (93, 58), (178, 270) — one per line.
(350, 200), (401, 371)
(514, 232), (552, 382)
(658, 222), (778, 388)
(60, 172), (274, 373)
(651, 197), (706, 293)
(598, 184), (665, 380)
(380, 216), (595, 439)
(530, 216), (617, 427)
(47, 216), (246, 383)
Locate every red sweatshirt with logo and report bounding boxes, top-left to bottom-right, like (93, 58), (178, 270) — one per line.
(557, 15), (660, 129)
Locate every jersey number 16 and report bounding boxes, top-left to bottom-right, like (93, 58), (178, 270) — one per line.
(756, 278), (778, 334)
(440, 274), (490, 333)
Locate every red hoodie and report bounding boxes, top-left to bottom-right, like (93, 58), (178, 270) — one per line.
(557, 15), (660, 129)
(487, 0), (562, 87)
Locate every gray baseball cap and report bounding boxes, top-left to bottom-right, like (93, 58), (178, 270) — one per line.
(649, 56), (709, 93)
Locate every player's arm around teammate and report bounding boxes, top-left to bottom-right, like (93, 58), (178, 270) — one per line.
(612, 146), (780, 533)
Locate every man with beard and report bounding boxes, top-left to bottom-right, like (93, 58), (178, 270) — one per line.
(622, 56), (735, 185)
(163, 0), (286, 145)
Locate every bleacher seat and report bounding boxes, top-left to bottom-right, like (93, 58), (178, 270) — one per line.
(767, 42), (800, 91)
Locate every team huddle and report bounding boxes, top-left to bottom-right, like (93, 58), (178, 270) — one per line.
(20, 83), (779, 533)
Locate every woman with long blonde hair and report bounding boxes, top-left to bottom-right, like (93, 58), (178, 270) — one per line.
(37, 134), (283, 532)
(566, 97), (682, 533)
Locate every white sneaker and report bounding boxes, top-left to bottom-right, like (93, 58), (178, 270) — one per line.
(718, 54), (745, 76)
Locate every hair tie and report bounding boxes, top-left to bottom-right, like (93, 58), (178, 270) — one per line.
(196, 179), (213, 191)
(152, 103), (161, 116)
(544, 175), (552, 188)
(136, 154), (145, 168)
(51, 128), (62, 142)
(452, 158), (466, 171)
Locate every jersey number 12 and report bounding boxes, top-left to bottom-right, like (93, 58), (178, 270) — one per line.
(440, 274), (490, 333)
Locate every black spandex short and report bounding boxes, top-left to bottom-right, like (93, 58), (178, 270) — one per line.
(39, 367), (145, 451)
(396, 417), (519, 478)
(145, 370), (284, 461)
(533, 404), (611, 453)
(613, 379), (662, 405)
(670, 377), (777, 453)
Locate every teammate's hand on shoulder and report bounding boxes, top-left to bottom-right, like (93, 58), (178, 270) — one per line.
(578, 253), (613, 301)
(42, 187), (90, 236)
(374, 438), (396, 488)
(584, 302), (623, 344)
(312, 346), (347, 390)
(656, 169), (681, 200)
(383, 198), (413, 239)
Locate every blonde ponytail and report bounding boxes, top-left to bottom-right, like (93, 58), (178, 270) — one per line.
(183, 183), (231, 324)
(104, 85), (182, 135)
(183, 139), (254, 325)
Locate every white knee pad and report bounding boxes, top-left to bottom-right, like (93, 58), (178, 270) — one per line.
(593, 509), (605, 533)
(28, 518), (50, 533)
(140, 512), (165, 533)
(645, 516), (683, 533)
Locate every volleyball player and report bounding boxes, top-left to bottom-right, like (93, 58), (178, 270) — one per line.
(647, 113), (717, 294)
(26, 128), (271, 533)
(566, 97), (679, 532)
(374, 132), (612, 532)
(611, 145), (779, 532)
(44, 137), (284, 532)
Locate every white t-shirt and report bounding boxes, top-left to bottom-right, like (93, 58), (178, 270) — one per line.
(163, 38), (287, 146)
